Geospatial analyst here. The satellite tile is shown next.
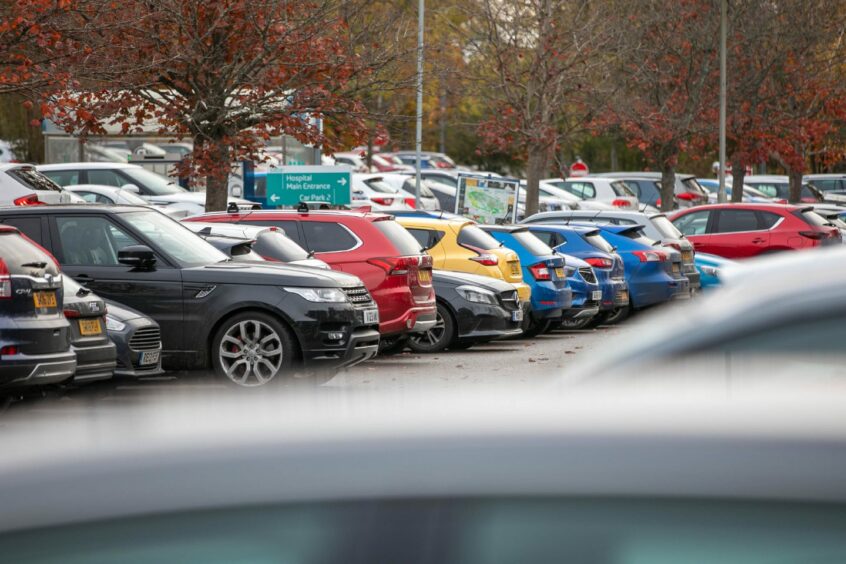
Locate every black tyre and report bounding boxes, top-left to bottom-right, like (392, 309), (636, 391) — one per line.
(585, 311), (611, 329)
(212, 311), (295, 387)
(408, 303), (456, 353)
(448, 340), (476, 350)
(603, 303), (632, 325)
(378, 336), (409, 355)
(521, 317), (553, 338)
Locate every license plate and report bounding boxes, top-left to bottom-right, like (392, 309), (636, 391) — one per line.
(417, 270), (431, 283)
(592, 290), (603, 301)
(511, 309), (523, 322)
(555, 267), (565, 278)
(672, 264), (681, 275)
(363, 309), (379, 324)
(509, 263), (520, 276)
(139, 350), (160, 366)
(78, 318), (102, 336)
(682, 251), (693, 263)
(33, 291), (57, 308)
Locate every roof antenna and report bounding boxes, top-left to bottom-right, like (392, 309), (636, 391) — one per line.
(226, 202), (239, 213)
(297, 201), (309, 213)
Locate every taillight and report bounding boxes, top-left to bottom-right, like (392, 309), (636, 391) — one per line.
(677, 192), (699, 201)
(0, 258), (10, 299)
(0, 345), (18, 356)
(404, 197), (416, 209)
(371, 197), (395, 206)
(775, 199), (788, 204)
(63, 308), (80, 318)
(656, 198), (662, 207)
(666, 242), (682, 251)
(584, 257), (613, 269)
(611, 199), (630, 208)
(469, 253), (499, 266)
(529, 262), (551, 281)
(368, 256), (416, 275)
(632, 250), (668, 262)
(13, 194), (43, 206)
(799, 230), (825, 240)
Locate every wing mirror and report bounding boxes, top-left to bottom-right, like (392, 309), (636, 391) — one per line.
(119, 184), (140, 194)
(118, 245), (157, 270)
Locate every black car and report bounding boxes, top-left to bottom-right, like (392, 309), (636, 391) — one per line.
(0, 206), (380, 387)
(62, 277), (117, 383)
(105, 300), (163, 377)
(0, 226), (76, 391)
(406, 270), (522, 353)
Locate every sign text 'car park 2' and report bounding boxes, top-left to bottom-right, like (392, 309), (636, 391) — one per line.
(266, 166), (352, 206)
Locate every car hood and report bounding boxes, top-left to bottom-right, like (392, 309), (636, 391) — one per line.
(146, 192), (251, 206)
(104, 299), (153, 323)
(182, 262), (362, 288)
(288, 258), (331, 270)
(433, 270), (516, 293)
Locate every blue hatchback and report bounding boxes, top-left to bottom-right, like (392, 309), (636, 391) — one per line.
(480, 225), (572, 335)
(558, 254), (602, 327)
(527, 225), (630, 318)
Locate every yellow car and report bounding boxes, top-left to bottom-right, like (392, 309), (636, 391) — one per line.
(396, 216), (532, 302)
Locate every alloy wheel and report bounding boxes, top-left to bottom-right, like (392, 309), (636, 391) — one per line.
(218, 319), (284, 387)
(409, 311), (447, 349)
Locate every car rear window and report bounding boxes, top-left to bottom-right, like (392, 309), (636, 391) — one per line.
(611, 181), (636, 197)
(8, 167), (63, 192)
(372, 220), (423, 255)
(364, 178), (399, 194)
(650, 216), (683, 239)
(681, 177), (709, 196)
(511, 230), (554, 256)
(252, 232), (309, 261)
(796, 209), (831, 227)
(302, 222), (358, 253)
(0, 231), (59, 275)
(402, 178), (436, 198)
(457, 225), (502, 251)
(621, 227), (656, 246)
(583, 232), (615, 253)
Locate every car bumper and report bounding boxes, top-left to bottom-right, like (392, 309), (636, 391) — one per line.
(600, 278), (629, 311)
(514, 282), (532, 303)
(71, 341), (117, 383)
(684, 267), (701, 291)
(453, 300), (523, 340)
(530, 283), (572, 317)
(0, 350), (77, 389)
(562, 302), (600, 320)
(380, 304), (437, 337)
(302, 327), (381, 370)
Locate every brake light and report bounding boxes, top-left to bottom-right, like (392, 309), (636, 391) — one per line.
(368, 256), (420, 275)
(799, 230), (825, 240)
(676, 192), (700, 201)
(775, 199), (788, 204)
(632, 250), (668, 262)
(404, 197), (416, 209)
(13, 194), (43, 206)
(611, 199), (630, 208)
(666, 242), (682, 251)
(656, 198), (662, 207)
(371, 197), (395, 206)
(0, 345), (18, 356)
(529, 262), (551, 281)
(63, 308), (80, 318)
(0, 259), (10, 298)
(468, 253), (499, 266)
(585, 257), (613, 269)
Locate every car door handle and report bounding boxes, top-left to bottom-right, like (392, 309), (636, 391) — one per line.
(752, 238), (766, 244)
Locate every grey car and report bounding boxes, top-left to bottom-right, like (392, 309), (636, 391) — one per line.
(0, 390), (845, 561)
(104, 300), (163, 377)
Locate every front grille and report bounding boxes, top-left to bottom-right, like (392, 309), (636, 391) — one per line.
(129, 326), (161, 351)
(579, 267), (597, 284)
(499, 290), (520, 311)
(343, 286), (374, 307)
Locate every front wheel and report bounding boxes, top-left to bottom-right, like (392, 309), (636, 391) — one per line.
(408, 303), (456, 353)
(212, 312), (295, 387)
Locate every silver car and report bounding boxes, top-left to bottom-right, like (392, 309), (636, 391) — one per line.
(0, 163), (75, 206)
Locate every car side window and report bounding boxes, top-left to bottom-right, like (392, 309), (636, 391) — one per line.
(240, 220), (303, 246)
(55, 216), (141, 266)
(87, 170), (126, 187)
(811, 179), (838, 192)
(750, 183), (778, 198)
(302, 222), (358, 253)
(40, 170), (79, 186)
(673, 210), (711, 236)
(713, 210), (761, 233)
(563, 182), (596, 199)
(757, 212), (782, 229)
(0, 216), (43, 245)
(406, 228), (434, 250)
(530, 230), (555, 246)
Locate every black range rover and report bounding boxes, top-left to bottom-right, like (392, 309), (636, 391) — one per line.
(0, 206), (380, 387)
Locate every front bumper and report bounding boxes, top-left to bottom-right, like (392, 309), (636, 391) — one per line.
(0, 350), (77, 389)
(513, 282), (532, 303)
(453, 300), (523, 341)
(303, 327), (380, 370)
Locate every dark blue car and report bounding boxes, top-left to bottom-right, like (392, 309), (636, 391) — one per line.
(480, 225), (572, 336)
(528, 225), (630, 327)
(557, 254), (602, 329)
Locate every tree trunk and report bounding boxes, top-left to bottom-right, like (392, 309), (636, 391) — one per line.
(524, 146), (548, 218)
(788, 168), (803, 204)
(659, 162), (676, 212)
(204, 137), (231, 212)
(730, 152), (745, 203)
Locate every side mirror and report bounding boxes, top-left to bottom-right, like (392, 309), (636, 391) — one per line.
(120, 184), (140, 194)
(118, 245), (157, 270)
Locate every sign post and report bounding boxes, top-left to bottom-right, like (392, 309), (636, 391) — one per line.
(266, 166), (352, 207)
(455, 173), (521, 224)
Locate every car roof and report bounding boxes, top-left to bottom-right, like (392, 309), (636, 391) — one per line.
(394, 216), (473, 229)
(673, 202), (803, 213)
(478, 224), (528, 233)
(36, 162), (140, 171)
(193, 209), (393, 222)
(526, 223), (599, 235)
(0, 204), (148, 215)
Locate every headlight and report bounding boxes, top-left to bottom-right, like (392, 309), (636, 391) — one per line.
(284, 287), (347, 303)
(456, 285), (498, 305)
(105, 316), (126, 331)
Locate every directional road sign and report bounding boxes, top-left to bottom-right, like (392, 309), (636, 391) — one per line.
(266, 166), (352, 206)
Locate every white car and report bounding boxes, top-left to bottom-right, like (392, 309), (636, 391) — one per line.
(0, 163), (75, 206)
(377, 173), (441, 210)
(538, 180), (615, 210)
(36, 162), (254, 216)
(64, 184), (189, 219)
(541, 177), (640, 210)
(351, 173), (414, 211)
(181, 222), (330, 269)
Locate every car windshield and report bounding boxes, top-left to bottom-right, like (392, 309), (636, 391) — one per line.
(252, 231), (310, 262)
(583, 231), (615, 253)
(512, 230), (554, 256)
(122, 168), (187, 196)
(122, 210), (228, 266)
(650, 215), (684, 239)
(610, 181), (636, 197)
(458, 224), (502, 250)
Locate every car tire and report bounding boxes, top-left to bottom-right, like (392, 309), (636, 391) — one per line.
(448, 340), (476, 350)
(408, 303), (456, 354)
(521, 317), (552, 338)
(603, 304), (631, 325)
(585, 311), (611, 328)
(212, 311), (295, 387)
(378, 336), (409, 356)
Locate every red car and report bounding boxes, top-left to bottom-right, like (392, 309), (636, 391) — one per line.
(186, 210), (437, 341)
(669, 203), (841, 258)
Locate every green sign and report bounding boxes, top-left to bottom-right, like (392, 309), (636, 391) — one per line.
(266, 166), (352, 206)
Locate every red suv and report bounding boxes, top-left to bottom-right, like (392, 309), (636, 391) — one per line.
(186, 210), (436, 340)
(670, 203), (841, 258)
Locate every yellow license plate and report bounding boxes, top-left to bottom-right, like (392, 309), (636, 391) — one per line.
(510, 263), (520, 275)
(672, 263), (681, 274)
(78, 318), (102, 336)
(555, 267), (565, 278)
(418, 270), (431, 283)
(33, 291), (57, 308)
(682, 251), (693, 262)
